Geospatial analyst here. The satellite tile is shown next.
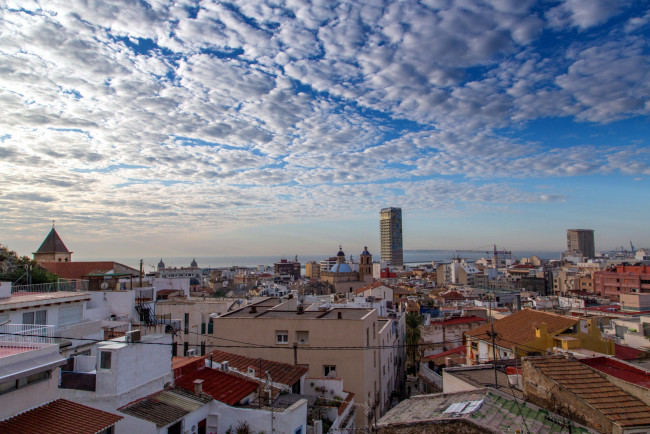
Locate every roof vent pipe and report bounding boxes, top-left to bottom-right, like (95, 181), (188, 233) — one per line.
(337, 311), (342, 319)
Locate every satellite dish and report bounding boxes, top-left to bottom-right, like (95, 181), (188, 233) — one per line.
(101, 282), (109, 290)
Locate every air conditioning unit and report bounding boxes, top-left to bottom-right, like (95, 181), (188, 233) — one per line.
(125, 330), (141, 343)
(186, 349), (196, 357)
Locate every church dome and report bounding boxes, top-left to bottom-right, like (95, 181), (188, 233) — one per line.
(190, 258), (198, 268)
(331, 263), (352, 273)
(361, 246), (371, 256)
(158, 259), (165, 269)
(337, 245), (345, 257)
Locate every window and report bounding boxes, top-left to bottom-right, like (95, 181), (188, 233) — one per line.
(276, 330), (289, 344)
(184, 313), (189, 334)
(296, 331), (309, 345)
(23, 310), (47, 325)
(471, 341), (478, 350)
(100, 351), (112, 370)
(60, 305), (82, 325)
(323, 365), (336, 377)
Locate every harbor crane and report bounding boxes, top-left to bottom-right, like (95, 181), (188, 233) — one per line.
(455, 244), (512, 269)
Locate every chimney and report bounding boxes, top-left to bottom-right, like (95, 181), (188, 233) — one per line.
(297, 305), (304, 315)
(250, 306), (257, 314)
(193, 379), (204, 396)
(221, 361), (229, 373)
(337, 311), (342, 319)
(535, 323), (547, 338)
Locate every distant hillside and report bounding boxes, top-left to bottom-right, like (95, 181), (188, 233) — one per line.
(0, 244), (59, 284)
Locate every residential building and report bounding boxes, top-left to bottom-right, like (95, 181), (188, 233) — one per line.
(566, 229), (595, 259)
(436, 259), (479, 287)
(0, 319), (123, 433)
(594, 264), (650, 301)
(0, 282), (104, 357)
(376, 388), (594, 433)
(522, 356), (650, 433)
(118, 386), (213, 434)
(464, 309), (615, 364)
(173, 356), (308, 434)
(305, 261), (320, 280)
(57, 332), (175, 426)
(380, 207), (403, 267)
(274, 258), (301, 282)
(421, 316), (486, 357)
(208, 298), (390, 427)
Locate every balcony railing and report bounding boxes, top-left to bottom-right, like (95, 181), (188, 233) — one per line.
(0, 324), (56, 357)
(59, 371), (96, 391)
(11, 280), (89, 294)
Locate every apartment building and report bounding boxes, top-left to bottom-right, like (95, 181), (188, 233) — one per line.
(209, 298), (388, 427)
(594, 264), (650, 301)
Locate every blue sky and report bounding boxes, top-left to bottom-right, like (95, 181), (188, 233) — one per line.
(1, 0), (649, 259)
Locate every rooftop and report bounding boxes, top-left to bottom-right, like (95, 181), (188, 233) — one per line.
(0, 399), (122, 434)
(429, 315), (486, 326)
(119, 387), (212, 427)
(580, 357), (650, 388)
(175, 365), (259, 406)
(443, 364), (524, 399)
(376, 388), (592, 433)
(204, 350), (308, 386)
(465, 308), (578, 347)
(34, 227), (70, 254)
(526, 356), (650, 427)
(0, 291), (90, 311)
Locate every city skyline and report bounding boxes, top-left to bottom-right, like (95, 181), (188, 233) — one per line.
(1, 1), (649, 258)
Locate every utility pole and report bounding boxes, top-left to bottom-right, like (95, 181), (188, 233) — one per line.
(488, 322), (499, 388)
(293, 342), (298, 366)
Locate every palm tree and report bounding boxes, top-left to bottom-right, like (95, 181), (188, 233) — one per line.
(405, 311), (424, 373)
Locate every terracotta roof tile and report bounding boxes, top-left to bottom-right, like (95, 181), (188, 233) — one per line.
(175, 366), (259, 406)
(581, 357), (650, 387)
(465, 308), (578, 347)
(527, 356), (650, 427)
(0, 399), (122, 434)
(206, 350), (308, 387)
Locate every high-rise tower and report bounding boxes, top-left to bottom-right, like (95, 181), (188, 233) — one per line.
(566, 229), (595, 258)
(380, 207), (403, 267)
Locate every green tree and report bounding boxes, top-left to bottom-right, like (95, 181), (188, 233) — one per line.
(0, 244), (59, 284)
(405, 311), (424, 372)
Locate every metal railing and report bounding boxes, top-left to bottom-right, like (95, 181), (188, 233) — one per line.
(0, 324), (56, 357)
(11, 280), (89, 294)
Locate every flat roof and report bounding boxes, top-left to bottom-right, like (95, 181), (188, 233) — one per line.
(0, 291), (91, 311)
(319, 308), (373, 320)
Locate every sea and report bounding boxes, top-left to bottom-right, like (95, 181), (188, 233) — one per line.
(104, 249), (562, 271)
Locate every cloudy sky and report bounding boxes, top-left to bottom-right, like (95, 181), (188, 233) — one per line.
(1, 0), (649, 260)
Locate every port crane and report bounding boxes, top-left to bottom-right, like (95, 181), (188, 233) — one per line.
(455, 244), (512, 269)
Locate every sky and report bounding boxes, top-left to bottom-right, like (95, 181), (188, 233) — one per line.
(1, 0), (649, 260)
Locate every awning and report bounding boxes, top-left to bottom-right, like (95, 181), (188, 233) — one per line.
(0, 351), (66, 382)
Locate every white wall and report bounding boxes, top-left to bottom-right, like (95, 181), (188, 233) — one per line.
(210, 399), (307, 434)
(85, 291), (136, 321)
(0, 368), (60, 419)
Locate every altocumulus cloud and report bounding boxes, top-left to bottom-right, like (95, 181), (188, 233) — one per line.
(0, 0), (649, 249)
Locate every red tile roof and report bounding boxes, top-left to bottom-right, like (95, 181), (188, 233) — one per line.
(206, 350), (308, 387)
(465, 308), (578, 347)
(580, 357), (650, 388)
(423, 345), (466, 362)
(40, 261), (138, 279)
(0, 399), (122, 434)
(175, 367), (259, 406)
(354, 281), (390, 295)
(527, 356), (650, 427)
(441, 291), (465, 299)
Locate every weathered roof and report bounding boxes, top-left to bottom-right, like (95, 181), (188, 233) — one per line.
(35, 228), (70, 254)
(0, 399), (122, 434)
(527, 356), (650, 427)
(206, 350), (308, 387)
(422, 345), (466, 362)
(376, 388), (593, 433)
(580, 357), (650, 388)
(175, 366), (259, 406)
(465, 308), (578, 347)
(118, 387), (212, 427)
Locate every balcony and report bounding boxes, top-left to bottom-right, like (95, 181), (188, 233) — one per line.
(0, 324), (56, 358)
(10, 280), (88, 295)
